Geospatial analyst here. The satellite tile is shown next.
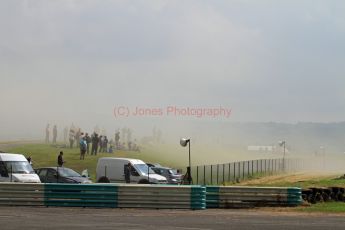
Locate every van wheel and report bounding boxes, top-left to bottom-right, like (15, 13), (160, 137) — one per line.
(98, 176), (110, 183)
(138, 179), (149, 184)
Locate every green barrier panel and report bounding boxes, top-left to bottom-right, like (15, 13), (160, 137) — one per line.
(206, 186), (219, 208)
(44, 184), (118, 208)
(191, 186), (206, 209)
(287, 187), (303, 205)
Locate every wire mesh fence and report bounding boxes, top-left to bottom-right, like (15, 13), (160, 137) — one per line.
(191, 158), (304, 185)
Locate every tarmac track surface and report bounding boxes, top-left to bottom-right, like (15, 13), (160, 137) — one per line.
(0, 207), (344, 230)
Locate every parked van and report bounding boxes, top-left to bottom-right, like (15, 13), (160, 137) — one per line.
(96, 157), (167, 184)
(0, 153), (41, 183)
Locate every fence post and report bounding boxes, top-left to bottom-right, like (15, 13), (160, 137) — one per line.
(203, 165), (206, 185)
(211, 165), (213, 185)
(216, 164), (219, 184)
(222, 164), (225, 184)
(228, 163), (231, 182)
(242, 161), (245, 179)
(273, 159), (276, 173)
(264, 159), (267, 175)
(251, 160), (254, 176)
(238, 161), (241, 180)
(269, 159), (272, 174)
(234, 162), (236, 182)
(247, 161), (250, 178)
(196, 166), (199, 185)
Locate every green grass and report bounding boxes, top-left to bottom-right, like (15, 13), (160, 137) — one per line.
(7, 143), (183, 181)
(241, 177), (345, 189)
(296, 202), (345, 213)
(277, 178), (345, 188)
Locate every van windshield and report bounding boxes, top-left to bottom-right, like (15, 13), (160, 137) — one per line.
(5, 161), (35, 174)
(135, 164), (155, 175)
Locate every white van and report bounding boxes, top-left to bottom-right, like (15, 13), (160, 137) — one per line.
(96, 157), (167, 184)
(0, 153), (41, 183)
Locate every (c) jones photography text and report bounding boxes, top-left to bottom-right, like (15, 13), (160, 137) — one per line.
(113, 106), (232, 119)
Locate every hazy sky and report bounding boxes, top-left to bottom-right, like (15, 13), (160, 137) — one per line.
(1, 0), (345, 139)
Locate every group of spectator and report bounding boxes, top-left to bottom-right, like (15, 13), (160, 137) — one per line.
(45, 124), (58, 144)
(45, 124), (141, 161)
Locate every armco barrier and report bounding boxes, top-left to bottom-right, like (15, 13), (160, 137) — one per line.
(0, 183), (302, 209)
(117, 184), (206, 209)
(0, 183), (206, 210)
(206, 186), (302, 208)
(0, 183), (44, 206)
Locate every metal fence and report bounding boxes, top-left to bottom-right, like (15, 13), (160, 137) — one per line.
(191, 158), (305, 185)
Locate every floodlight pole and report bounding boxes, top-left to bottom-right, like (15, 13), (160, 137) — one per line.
(283, 141), (286, 172)
(188, 140), (191, 185)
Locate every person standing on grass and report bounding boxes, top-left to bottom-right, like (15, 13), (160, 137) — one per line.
(124, 163), (132, 183)
(99, 135), (104, 153)
(115, 130), (120, 150)
(63, 126), (68, 144)
(85, 133), (91, 154)
(75, 128), (81, 148)
(80, 136), (87, 160)
(103, 136), (108, 153)
(69, 127), (75, 148)
(58, 151), (65, 167)
(91, 133), (100, 155)
(45, 124), (50, 143)
(52, 125), (57, 144)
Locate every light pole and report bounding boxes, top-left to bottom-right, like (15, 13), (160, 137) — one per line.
(279, 140), (286, 171)
(180, 138), (191, 184)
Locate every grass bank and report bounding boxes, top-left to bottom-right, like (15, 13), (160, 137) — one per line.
(6, 143), (182, 181)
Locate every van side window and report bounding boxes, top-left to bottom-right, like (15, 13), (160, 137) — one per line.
(0, 162), (9, 177)
(130, 167), (139, 176)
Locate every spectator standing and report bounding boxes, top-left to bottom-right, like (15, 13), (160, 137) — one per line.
(99, 135), (104, 153)
(80, 136), (87, 160)
(63, 126), (68, 144)
(85, 133), (91, 154)
(103, 136), (108, 153)
(124, 163), (131, 183)
(69, 127), (75, 148)
(45, 124), (50, 143)
(91, 133), (99, 155)
(52, 125), (57, 144)
(75, 128), (81, 148)
(115, 130), (120, 150)
(57, 151), (65, 167)
(27, 156), (32, 165)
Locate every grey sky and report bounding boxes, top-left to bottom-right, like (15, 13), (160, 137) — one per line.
(1, 0), (345, 139)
